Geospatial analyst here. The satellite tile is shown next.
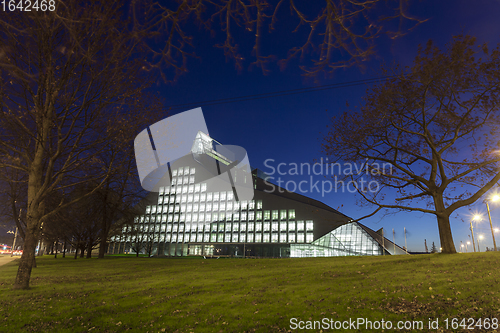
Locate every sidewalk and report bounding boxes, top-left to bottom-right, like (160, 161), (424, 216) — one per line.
(0, 255), (18, 267)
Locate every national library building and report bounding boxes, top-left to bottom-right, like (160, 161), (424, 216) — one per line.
(108, 131), (407, 258)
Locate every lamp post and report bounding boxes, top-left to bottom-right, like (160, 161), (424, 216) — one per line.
(478, 235), (484, 252)
(485, 194), (499, 252)
(466, 241), (470, 253)
(470, 215), (481, 253)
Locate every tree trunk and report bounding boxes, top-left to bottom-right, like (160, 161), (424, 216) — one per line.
(437, 214), (456, 253)
(98, 238), (108, 259)
(433, 194), (456, 254)
(80, 245), (85, 258)
(86, 241), (92, 259)
(62, 239), (66, 258)
(13, 218), (38, 289)
(74, 245), (78, 259)
(54, 240), (58, 258)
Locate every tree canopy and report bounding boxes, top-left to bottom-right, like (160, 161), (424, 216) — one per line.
(322, 35), (500, 253)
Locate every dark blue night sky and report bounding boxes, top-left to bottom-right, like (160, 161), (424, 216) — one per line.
(146, 0), (500, 252)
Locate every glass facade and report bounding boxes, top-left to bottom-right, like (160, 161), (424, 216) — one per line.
(109, 144), (406, 258)
(290, 223), (383, 257)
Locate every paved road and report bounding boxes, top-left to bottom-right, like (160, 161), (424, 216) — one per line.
(0, 255), (18, 267)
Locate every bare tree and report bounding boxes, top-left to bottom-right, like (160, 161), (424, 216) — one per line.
(135, 0), (426, 78)
(0, 2), (162, 289)
(322, 35), (500, 254)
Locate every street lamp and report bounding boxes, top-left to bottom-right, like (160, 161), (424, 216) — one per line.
(478, 235), (484, 252)
(470, 215), (481, 253)
(485, 194), (499, 252)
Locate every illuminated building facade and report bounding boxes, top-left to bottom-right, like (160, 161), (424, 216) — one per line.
(109, 132), (407, 257)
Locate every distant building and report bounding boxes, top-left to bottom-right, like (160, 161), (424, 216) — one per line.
(108, 132), (407, 257)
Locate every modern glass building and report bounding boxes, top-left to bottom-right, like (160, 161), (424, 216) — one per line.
(109, 132), (407, 258)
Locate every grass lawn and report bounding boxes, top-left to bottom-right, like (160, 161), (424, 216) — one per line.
(1, 253), (499, 332)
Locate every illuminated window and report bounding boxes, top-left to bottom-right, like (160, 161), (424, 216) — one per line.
(264, 222), (270, 231)
(146, 206), (151, 214)
(158, 196), (164, 204)
(272, 210), (278, 220)
(234, 212), (240, 221)
(212, 213), (218, 222)
(226, 201), (233, 211)
(280, 210), (287, 220)
(297, 233), (304, 243)
(248, 212), (255, 221)
(195, 184), (200, 192)
(263, 234), (270, 243)
(194, 194), (200, 202)
(241, 212), (247, 221)
(178, 168), (183, 176)
(172, 178), (177, 186)
(227, 191), (234, 201)
(183, 185), (188, 193)
(172, 169), (178, 177)
(190, 234), (197, 242)
(203, 233), (210, 242)
(234, 201), (240, 210)
(288, 233), (295, 243)
(264, 211), (270, 220)
(306, 220), (314, 231)
(272, 222), (278, 232)
(219, 212), (225, 221)
(225, 234), (231, 242)
(179, 214), (185, 222)
(199, 203), (205, 212)
(272, 234), (278, 243)
(255, 233), (262, 242)
(280, 221), (287, 231)
(257, 201), (263, 209)
(255, 222), (262, 231)
(297, 221), (304, 231)
(256, 211), (262, 221)
(232, 223), (238, 232)
(201, 183), (207, 192)
(207, 192), (213, 201)
(220, 191), (226, 201)
(247, 233), (254, 242)
(162, 215), (167, 222)
(213, 192), (220, 201)
(192, 213), (198, 222)
(210, 234), (217, 242)
(188, 195), (193, 202)
(193, 204), (199, 212)
(306, 233), (314, 243)
(206, 203), (212, 211)
(213, 202), (219, 211)
(240, 234), (246, 242)
(189, 176), (195, 184)
(186, 214), (192, 222)
(248, 200), (255, 210)
(190, 167), (195, 175)
(217, 234), (223, 242)
(184, 166), (190, 174)
(165, 187), (170, 195)
(188, 185), (194, 193)
(198, 213), (204, 222)
(181, 204), (186, 212)
(232, 234), (238, 242)
(248, 223), (254, 232)
(200, 193), (206, 201)
(205, 213), (211, 221)
(288, 221), (295, 231)
(183, 176), (189, 185)
(241, 200), (247, 210)
(289, 210), (296, 220)
(240, 223), (246, 231)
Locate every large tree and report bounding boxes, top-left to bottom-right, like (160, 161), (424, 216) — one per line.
(322, 35), (500, 254)
(0, 1), (161, 289)
(1, 0), (425, 290)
